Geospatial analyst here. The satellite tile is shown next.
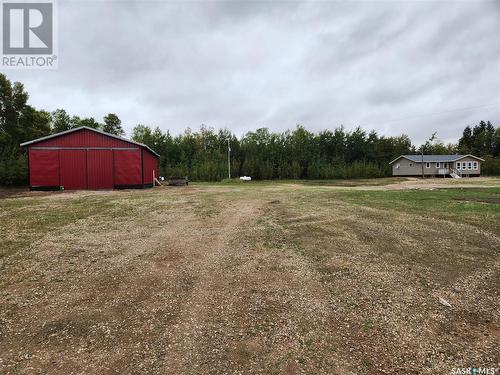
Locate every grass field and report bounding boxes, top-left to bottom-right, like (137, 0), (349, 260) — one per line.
(1, 178), (499, 374)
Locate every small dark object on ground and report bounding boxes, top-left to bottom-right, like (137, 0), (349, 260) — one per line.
(169, 176), (189, 186)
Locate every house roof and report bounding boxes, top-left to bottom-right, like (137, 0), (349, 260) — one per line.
(20, 126), (160, 157)
(389, 154), (485, 164)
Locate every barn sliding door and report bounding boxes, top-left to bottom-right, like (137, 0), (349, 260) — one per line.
(113, 149), (142, 187)
(59, 150), (87, 189)
(29, 149), (60, 187)
(87, 150), (113, 189)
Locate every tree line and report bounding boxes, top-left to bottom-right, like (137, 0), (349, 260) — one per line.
(1, 73), (499, 185)
(130, 121), (500, 181)
(131, 125), (414, 180)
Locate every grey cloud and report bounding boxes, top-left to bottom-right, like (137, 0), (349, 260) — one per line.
(6, 0), (500, 144)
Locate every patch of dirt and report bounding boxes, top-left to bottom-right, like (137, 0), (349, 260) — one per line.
(306, 177), (500, 191)
(453, 197), (500, 204)
(0, 187), (49, 199)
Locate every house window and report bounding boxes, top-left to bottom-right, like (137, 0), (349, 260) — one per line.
(473, 161), (478, 170)
(409, 163), (413, 167)
(436, 162), (440, 168)
(444, 163), (448, 168)
(426, 162), (430, 168)
(395, 163), (400, 169)
(462, 162), (467, 169)
(468, 162), (472, 169)
(456, 162), (461, 170)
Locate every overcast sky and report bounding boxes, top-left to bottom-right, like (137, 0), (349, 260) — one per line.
(6, 0), (500, 144)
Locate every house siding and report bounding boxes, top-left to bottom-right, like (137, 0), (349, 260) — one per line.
(392, 157), (423, 176)
(452, 156), (481, 176)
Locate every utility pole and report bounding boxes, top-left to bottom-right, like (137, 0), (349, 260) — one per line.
(227, 138), (231, 180)
(421, 146), (424, 179)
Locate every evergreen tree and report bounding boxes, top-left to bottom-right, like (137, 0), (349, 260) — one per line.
(51, 109), (71, 133)
(102, 113), (124, 136)
(458, 126), (472, 153)
(493, 127), (500, 157)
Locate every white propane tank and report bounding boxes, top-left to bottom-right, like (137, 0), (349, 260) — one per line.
(240, 176), (252, 181)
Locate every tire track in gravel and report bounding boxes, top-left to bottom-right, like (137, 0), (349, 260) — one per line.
(158, 198), (265, 373)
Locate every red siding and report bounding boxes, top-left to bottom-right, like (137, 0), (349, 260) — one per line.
(113, 150), (142, 186)
(59, 150), (87, 189)
(87, 150), (113, 189)
(30, 149), (60, 187)
(142, 149), (158, 184)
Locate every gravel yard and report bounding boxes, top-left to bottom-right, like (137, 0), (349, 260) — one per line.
(1, 179), (499, 374)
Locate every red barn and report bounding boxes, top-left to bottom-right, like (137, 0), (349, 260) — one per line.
(20, 126), (159, 190)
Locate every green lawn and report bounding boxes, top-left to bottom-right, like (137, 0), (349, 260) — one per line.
(324, 187), (500, 235)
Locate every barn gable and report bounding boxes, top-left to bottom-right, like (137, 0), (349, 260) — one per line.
(21, 126), (159, 157)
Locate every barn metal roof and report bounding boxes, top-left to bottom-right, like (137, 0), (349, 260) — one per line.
(389, 154), (484, 164)
(20, 126), (160, 157)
